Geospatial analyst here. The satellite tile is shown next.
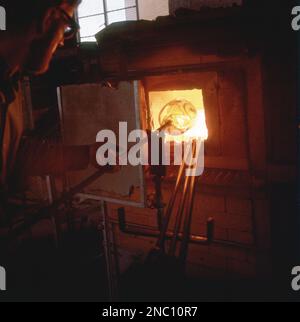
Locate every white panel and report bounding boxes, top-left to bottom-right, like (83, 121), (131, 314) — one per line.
(58, 82), (146, 206)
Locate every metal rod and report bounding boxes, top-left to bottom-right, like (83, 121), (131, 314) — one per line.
(168, 173), (191, 256)
(45, 176), (60, 247)
(153, 174), (164, 231)
(154, 140), (195, 253)
(115, 218), (251, 249)
(179, 174), (197, 263)
(179, 141), (199, 264)
(77, 192), (145, 208)
(101, 201), (116, 301)
(168, 144), (196, 257)
(103, 0), (109, 27)
(135, 0), (140, 20)
(155, 152), (186, 251)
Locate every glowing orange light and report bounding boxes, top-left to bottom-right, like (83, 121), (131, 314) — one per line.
(149, 90), (209, 143)
(164, 109), (208, 143)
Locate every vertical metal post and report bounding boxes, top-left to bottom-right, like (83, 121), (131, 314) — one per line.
(45, 176), (60, 247)
(101, 200), (118, 301)
(135, 0), (140, 20)
(103, 0), (109, 26)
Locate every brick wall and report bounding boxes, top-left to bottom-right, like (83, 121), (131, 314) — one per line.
(107, 182), (264, 279)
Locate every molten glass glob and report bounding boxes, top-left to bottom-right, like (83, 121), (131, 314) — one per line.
(159, 99), (198, 135)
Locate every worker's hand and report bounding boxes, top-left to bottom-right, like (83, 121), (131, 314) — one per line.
(89, 143), (121, 173)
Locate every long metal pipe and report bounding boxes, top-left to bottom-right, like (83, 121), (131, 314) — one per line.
(116, 215), (254, 250)
(168, 173), (191, 256)
(179, 173), (198, 263)
(168, 143), (196, 257)
(179, 140), (199, 262)
(156, 140), (196, 251)
(101, 201), (114, 301)
(155, 155), (186, 251)
(179, 141), (199, 263)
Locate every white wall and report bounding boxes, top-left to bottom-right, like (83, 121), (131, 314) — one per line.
(138, 0), (169, 20)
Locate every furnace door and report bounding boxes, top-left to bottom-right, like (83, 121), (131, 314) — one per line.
(57, 81), (146, 207)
